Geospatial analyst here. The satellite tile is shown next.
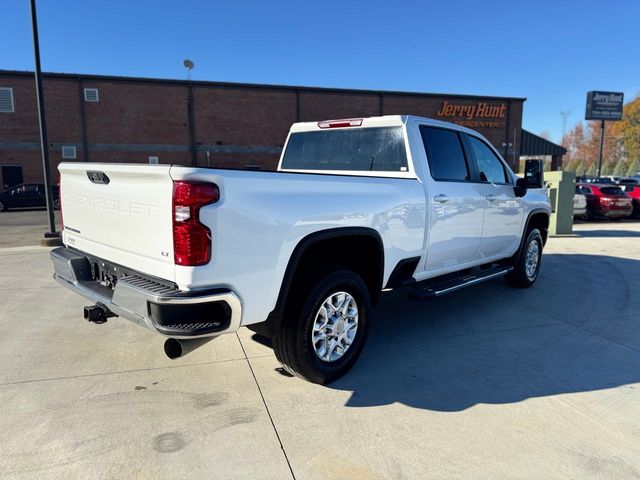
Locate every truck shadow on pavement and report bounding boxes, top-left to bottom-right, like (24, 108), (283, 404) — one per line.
(574, 229), (640, 238)
(332, 253), (640, 411)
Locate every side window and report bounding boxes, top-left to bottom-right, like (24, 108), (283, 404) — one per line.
(420, 126), (469, 181)
(468, 136), (508, 184)
(18, 185), (38, 194)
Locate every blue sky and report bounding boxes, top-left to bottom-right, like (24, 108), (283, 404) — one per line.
(2, 0), (639, 143)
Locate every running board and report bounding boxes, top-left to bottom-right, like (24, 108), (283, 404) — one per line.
(408, 265), (513, 300)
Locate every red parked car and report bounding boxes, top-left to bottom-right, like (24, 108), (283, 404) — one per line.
(620, 184), (640, 218)
(576, 183), (633, 219)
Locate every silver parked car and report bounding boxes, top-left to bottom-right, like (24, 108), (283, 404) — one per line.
(573, 191), (587, 219)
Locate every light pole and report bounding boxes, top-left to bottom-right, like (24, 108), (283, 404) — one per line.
(183, 59), (197, 166)
(29, 0), (60, 244)
(595, 120), (606, 178)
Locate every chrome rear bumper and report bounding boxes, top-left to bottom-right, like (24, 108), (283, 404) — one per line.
(50, 247), (241, 339)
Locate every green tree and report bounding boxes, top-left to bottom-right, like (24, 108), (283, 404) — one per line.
(586, 163), (597, 176)
(613, 160), (628, 176)
(627, 159), (640, 177)
(612, 94), (640, 165)
(601, 162), (614, 175)
(565, 158), (580, 172)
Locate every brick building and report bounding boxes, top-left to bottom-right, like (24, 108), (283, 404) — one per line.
(0, 70), (536, 188)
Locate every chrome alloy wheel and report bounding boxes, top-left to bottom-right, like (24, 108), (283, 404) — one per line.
(525, 239), (540, 280)
(311, 291), (359, 363)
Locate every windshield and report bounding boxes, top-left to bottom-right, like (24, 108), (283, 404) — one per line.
(281, 127), (408, 172)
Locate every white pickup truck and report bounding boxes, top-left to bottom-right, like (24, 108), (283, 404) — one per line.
(51, 115), (550, 384)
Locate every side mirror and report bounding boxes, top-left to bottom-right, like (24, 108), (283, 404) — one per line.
(514, 177), (527, 197)
(524, 159), (544, 188)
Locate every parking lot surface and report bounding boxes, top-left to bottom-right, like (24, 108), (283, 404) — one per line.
(1, 219), (640, 479)
(0, 210), (62, 248)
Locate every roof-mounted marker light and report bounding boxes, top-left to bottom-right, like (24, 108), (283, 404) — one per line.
(317, 118), (363, 129)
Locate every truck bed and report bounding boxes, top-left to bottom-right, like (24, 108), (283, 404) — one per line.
(59, 162), (426, 324)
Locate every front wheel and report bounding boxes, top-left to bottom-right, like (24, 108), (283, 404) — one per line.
(505, 228), (543, 288)
(273, 270), (371, 384)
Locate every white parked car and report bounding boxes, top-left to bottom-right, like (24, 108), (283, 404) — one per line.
(573, 192), (587, 218)
(51, 115), (551, 383)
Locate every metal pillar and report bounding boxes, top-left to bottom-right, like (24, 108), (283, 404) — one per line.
(596, 119), (605, 177)
(187, 83), (197, 166)
(29, 0), (58, 239)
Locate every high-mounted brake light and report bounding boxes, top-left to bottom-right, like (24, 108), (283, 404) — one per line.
(317, 118), (363, 129)
(172, 181), (219, 266)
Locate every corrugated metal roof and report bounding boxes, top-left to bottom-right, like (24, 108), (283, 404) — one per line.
(520, 129), (566, 156)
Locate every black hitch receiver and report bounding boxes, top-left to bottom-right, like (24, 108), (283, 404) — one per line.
(83, 303), (116, 324)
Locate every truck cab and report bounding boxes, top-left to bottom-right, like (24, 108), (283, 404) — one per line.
(279, 116), (549, 282)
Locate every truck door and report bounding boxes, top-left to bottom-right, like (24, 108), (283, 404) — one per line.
(420, 126), (484, 272)
(465, 134), (524, 258)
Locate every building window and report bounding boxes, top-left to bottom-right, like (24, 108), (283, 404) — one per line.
(148, 156), (159, 164)
(0, 87), (14, 113)
(62, 146), (77, 159)
(84, 88), (99, 102)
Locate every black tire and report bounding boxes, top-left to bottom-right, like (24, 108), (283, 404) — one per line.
(505, 228), (543, 288)
(273, 269), (371, 384)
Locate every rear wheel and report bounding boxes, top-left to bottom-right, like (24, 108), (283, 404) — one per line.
(505, 228), (543, 288)
(273, 270), (371, 384)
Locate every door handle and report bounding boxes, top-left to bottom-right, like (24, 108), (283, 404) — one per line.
(433, 194), (449, 203)
(486, 194), (497, 201)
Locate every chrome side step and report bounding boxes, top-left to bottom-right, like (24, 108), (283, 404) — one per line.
(408, 265), (513, 300)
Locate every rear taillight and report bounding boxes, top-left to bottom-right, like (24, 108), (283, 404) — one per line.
(172, 181), (219, 266)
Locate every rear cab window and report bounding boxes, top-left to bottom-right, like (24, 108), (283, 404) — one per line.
(281, 127), (408, 174)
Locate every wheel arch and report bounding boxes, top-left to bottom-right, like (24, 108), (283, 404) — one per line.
(249, 227), (384, 338)
(510, 209), (550, 263)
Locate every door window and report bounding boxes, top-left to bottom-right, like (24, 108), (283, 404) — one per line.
(420, 126), (470, 181)
(468, 136), (508, 184)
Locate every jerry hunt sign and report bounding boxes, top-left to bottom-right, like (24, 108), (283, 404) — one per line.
(585, 91), (624, 121)
(436, 101), (507, 128)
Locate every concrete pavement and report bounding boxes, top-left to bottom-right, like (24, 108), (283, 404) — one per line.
(1, 221), (640, 479)
(0, 210), (62, 248)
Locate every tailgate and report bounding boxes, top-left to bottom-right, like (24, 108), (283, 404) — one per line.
(59, 163), (175, 282)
